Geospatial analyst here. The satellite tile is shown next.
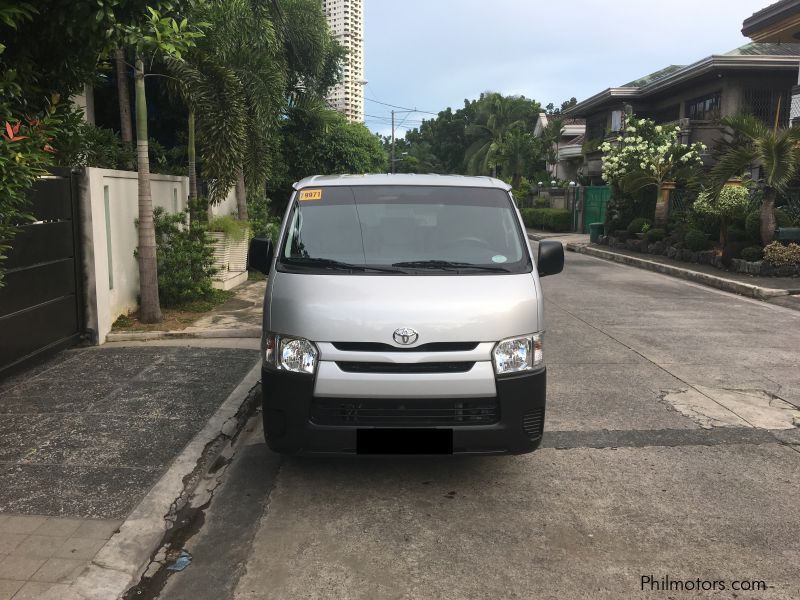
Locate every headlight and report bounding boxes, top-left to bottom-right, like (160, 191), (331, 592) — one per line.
(492, 333), (543, 376)
(264, 333), (318, 374)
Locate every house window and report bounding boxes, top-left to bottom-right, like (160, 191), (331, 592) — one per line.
(743, 88), (790, 128)
(686, 92), (721, 121)
(610, 110), (623, 132)
(648, 104), (680, 125)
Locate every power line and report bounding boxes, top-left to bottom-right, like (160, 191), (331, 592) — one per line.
(364, 96), (439, 116)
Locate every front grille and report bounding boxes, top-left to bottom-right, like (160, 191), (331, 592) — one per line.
(522, 408), (545, 441)
(311, 398), (500, 426)
(336, 361), (474, 374)
(332, 342), (479, 353)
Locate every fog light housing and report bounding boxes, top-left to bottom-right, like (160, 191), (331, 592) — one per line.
(492, 333), (543, 376)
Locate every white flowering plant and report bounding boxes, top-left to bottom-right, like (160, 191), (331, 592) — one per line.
(600, 116), (706, 190)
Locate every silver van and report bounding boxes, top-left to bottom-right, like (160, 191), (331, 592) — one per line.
(248, 174), (564, 455)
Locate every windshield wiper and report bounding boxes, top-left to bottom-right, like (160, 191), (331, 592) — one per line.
(392, 260), (511, 272)
(283, 257), (404, 273)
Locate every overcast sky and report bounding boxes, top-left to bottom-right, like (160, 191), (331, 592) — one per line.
(363, 0), (767, 136)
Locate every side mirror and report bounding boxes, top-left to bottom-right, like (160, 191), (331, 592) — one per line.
(537, 240), (564, 277)
(248, 237), (274, 275)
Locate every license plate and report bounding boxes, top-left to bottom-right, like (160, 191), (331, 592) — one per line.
(356, 428), (453, 455)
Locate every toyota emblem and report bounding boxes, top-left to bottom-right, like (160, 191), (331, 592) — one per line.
(393, 327), (419, 346)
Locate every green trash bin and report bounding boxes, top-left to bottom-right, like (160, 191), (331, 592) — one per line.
(589, 222), (604, 244)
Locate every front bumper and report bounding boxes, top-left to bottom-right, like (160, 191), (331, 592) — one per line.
(261, 366), (546, 455)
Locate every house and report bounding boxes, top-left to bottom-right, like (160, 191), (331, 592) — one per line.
(532, 113), (585, 182)
(564, 42), (800, 183)
(742, 0), (800, 124)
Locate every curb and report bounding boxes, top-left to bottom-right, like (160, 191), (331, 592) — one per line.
(568, 243), (799, 300)
(106, 327), (261, 342)
(527, 232), (551, 242)
(50, 362), (262, 600)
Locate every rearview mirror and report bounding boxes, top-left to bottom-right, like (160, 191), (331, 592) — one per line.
(248, 237), (274, 275)
(537, 240), (564, 277)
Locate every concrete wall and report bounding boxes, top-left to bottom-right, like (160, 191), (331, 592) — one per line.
(79, 168), (189, 344)
(211, 187), (238, 218)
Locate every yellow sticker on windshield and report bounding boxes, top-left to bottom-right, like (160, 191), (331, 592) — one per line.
(299, 189), (323, 201)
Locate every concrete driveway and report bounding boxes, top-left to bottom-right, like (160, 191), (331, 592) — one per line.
(158, 251), (800, 600)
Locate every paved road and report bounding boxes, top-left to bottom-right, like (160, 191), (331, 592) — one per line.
(159, 251), (800, 600)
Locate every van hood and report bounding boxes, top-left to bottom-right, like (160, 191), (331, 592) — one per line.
(265, 271), (543, 345)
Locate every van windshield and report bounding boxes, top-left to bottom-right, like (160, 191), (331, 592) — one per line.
(278, 185), (530, 275)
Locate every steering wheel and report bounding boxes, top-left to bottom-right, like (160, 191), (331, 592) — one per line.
(442, 236), (491, 249)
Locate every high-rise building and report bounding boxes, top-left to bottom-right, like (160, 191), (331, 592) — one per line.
(322, 0), (364, 122)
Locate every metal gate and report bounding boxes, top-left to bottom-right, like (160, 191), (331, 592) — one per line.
(0, 168), (84, 377)
(583, 186), (611, 232)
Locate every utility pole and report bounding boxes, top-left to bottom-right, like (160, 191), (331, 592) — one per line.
(391, 109), (396, 174)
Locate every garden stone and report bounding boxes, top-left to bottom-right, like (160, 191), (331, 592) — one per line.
(650, 241), (665, 255)
(697, 251), (714, 265)
(667, 246), (679, 259)
(730, 259), (746, 273)
(777, 265), (794, 277)
(747, 261), (762, 275)
(680, 249), (694, 262)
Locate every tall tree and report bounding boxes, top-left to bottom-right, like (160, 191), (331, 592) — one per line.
(495, 129), (538, 189)
(118, 5), (206, 323)
(465, 93), (540, 177)
(114, 48), (133, 150)
(711, 114), (800, 245)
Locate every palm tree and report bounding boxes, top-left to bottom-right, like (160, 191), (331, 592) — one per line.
(170, 0), (341, 220)
(465, 93), (530, 176)
(495, 128), (537, 189)
(712, 114), (800, 245)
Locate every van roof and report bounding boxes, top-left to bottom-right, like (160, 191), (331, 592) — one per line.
(293, 174), (512, 191)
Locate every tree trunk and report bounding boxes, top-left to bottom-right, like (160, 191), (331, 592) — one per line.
(720, 215), (728, 249)
(511, 173), (522, 190)
(187, 110), (200, 224)
(115, 48), (134, 168)
(235, 168), (248, 221)
(760, 187), (777, 245)
(135, 57), (162, 324)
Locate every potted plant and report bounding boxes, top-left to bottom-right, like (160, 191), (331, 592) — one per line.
(207, 215), (252, 288)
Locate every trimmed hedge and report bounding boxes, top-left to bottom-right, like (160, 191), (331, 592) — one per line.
(644, 227), (666, 243)
(520, 208), (572, 232)
(684, 229), (709, 251)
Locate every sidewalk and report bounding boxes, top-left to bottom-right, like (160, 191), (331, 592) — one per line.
(526, 229), (590, 246)
(0, 343), (260, 599)
(571, 243), (800, 305)
(107, 280), (265, 342)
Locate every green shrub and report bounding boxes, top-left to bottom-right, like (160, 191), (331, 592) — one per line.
(152, 208), (217, 308)
(745, 210), (760, 242)
(534, 197), (549, 208)
(746, 208), (793, 241)
(208, 215), (252, 242)
(644, 227), (666, 243)
(247, 193), (282, 245)
(740, 246), (764, 262)
(684, 229), (709, 252)
(763, 241), (800, 266)
(520, 208), (572, 232)
(626, 217), (652, 235)
(726, 227), (748, 243)
(775, 208), (792, 228)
